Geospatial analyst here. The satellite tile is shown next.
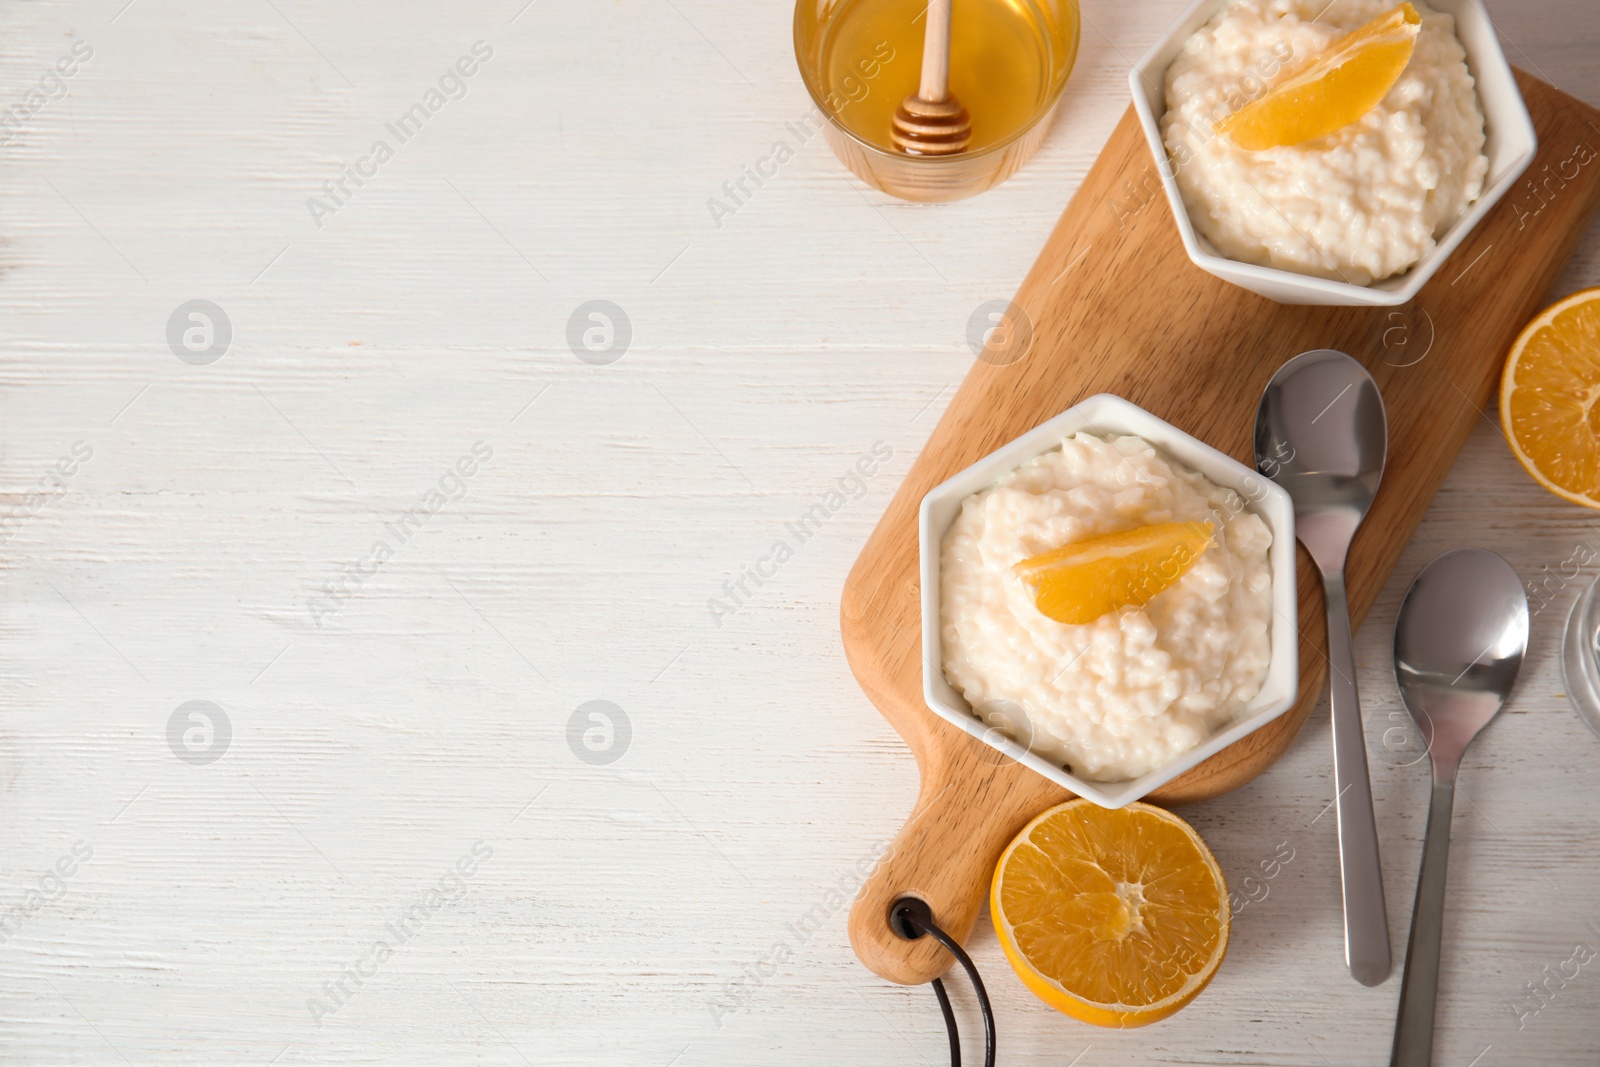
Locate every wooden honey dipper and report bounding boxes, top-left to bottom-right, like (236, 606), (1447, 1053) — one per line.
(890, 0), (972, 155)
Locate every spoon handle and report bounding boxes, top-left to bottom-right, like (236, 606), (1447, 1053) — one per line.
(1324, 571), (1392, 986)
(1390, 776), (1457, 1067)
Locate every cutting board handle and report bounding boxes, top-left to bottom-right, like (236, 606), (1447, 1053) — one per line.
(848, 735), (1062, 985)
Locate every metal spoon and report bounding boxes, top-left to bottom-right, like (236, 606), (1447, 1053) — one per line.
(1255, 349), (1391, 986)
(1390, 549), (1528, 1067)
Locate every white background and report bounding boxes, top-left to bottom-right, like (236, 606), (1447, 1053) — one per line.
(0, 0), (1597, 1063)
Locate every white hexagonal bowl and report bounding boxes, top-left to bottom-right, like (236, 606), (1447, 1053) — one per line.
(919, 394), (1299, 808)
(1128, 0), (1537, 306)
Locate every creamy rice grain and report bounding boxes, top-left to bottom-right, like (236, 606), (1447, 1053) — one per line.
(939, 433), (1273, 782)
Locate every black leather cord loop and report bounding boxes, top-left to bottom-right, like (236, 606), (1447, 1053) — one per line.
(891, 899), (996, 1067)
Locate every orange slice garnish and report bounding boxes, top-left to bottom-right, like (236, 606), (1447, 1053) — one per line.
(1215, 2), (1421, 151)
(1014, 521), (1214, 625)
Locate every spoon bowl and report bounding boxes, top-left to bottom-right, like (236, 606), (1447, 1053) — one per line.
(1389, 548), (1528, 1067)
(1255, 349), (1386, 572)
(1395, 548), (1530, 763)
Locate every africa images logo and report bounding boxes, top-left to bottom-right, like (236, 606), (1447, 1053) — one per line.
(306, 41), (495, 229)
(704, 40), (895, 229)
(308, 442), (494, 628)
(706, 441), (892, 626)
(306, 841), (493, 1027)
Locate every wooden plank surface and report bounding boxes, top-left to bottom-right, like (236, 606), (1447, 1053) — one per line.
(845, 71), (1600, 986)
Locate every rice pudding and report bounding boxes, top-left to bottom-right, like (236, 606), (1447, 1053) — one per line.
(1162, 0), (1489, 284)
(939, 432), (1273, 782)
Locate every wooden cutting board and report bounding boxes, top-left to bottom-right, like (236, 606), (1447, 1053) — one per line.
(844, 70), (1600, 986)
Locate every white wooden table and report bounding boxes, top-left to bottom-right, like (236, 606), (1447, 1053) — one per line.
(2, 0), (1597, 1062)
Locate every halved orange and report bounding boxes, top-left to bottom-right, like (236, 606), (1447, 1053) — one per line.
(1215, 2), (1421, 151)
(1499, 287), (1600, 508)
(1013, 521), (1214, 625)
(991, 800), (1229, 1028)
